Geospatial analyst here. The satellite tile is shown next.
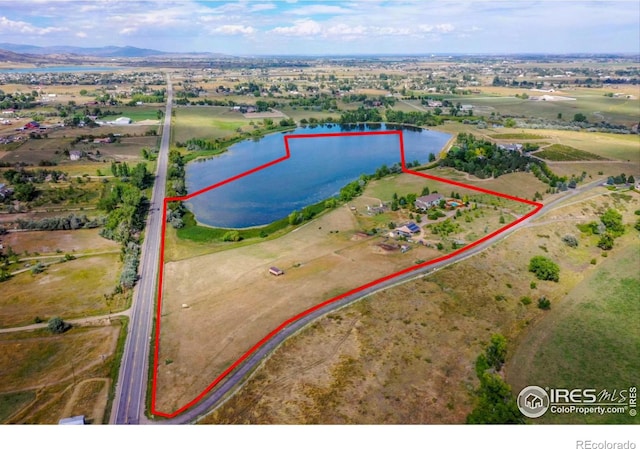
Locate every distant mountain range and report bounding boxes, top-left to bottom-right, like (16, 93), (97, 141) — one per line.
(0, 43), (168, 58)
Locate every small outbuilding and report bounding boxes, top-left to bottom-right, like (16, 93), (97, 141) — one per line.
(58, 415), (85, 425)
(269, 267), (284, 276)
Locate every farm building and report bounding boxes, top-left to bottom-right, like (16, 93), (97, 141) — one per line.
(111, 117), (132, 125)
(415, 193), (444, 211)
(269, 267), (284, 276)
(69, 151), (82, 161)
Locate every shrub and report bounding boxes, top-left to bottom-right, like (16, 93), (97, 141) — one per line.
(561, 234), (578, 248)
(485, 334), (508, 371)
(48, 317), (70, 334)
(30, 263), (45, 275)
(597, 233), (614, 250)
(600, 208), (624, 236)
(520, 296), (532, 305)
(590, 258), (597, 265)
(529, 256), (560, 282)
(537, 296), (551, 310)
(222, 230), (241, 242)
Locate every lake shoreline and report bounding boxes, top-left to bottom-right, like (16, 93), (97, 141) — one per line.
(184, 123), (452, 229)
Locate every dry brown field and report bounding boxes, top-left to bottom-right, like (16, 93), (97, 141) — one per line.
(156, 173), (531, 413)
(200, 188), (640, 423)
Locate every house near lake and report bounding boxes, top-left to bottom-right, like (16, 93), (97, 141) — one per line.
(415, 193), (444, 211)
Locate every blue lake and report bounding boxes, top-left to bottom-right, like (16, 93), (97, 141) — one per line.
(185, 124), (451, 228)
(0, 66), (127, 73)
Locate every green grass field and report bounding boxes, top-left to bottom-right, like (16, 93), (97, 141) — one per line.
(534, 144), (608, 161)
(507, 235), (640, 424)
(452, 90), (639, 126)
(474, 128), (639, 162)
(0, 253), (124, 328)
(101, 107), (162, 122)
(172, 106), (255, 143)
(0, 391), (35, 423)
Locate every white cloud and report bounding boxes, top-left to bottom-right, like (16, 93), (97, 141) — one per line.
(212, 25), (256, 35)
(287, 5), (353, 16)
(418, 23), (455, 34)
(250, 3), (277, 13)
(271, 19), (322, 36)
(0, 16), (67, 35)
(325, 23), (366, 36)
(76, 31), (87, 38)
(120, 27), (137, 35)
(435, 23), (454, 33)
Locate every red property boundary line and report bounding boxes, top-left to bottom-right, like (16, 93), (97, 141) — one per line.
(151, 130), (543, 418)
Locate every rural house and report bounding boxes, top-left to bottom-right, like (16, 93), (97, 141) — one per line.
(395, 222), (421, 238)
(415, 193), (444, 211)
(69, 151), (82, 161)
(269, 267), (284, 276)
(0, 183), (13, 199)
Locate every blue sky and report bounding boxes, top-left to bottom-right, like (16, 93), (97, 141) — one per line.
(0, 1), (638, 55)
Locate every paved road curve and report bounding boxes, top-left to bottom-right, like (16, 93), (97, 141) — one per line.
(164, 178), (605, 424)
(111, 75), (173, 424)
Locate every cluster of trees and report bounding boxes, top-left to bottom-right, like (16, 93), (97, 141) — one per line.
(289, 95), (337, 111)
(607, 173), (635, 185)
(577, 208), (626, 250)
(177, 138), (219, 152)
(528, 161), (566, 188)
(98, 182), (147, 243)
(98, 179), (149, 290)
(440, 133), (534, 179)
(3, 168), (67, 203)
(441, 133), (569, 188)
(429, 218), (460, 236)
(529, 255), (560, 282)
(299, 117), (336, 126)
(109, 162), (152, 189)
(384, 110), (442, 126)
(338, 106), (382, 125)
(341, 94), (396, 108)
(71, 133), (119, 145)
(129, 89), (165, 105)
(467, 334), (524, 424)
(0, 89), (38, 110)
(119, 241), (141, 289)
(3, 168), (66, 185)
(15, 214), (102, 231)
(597, 208), (625, 250)
(373, 163), (402, 180)
(167, 150), (187, 229)
(339, 177), (367, 201)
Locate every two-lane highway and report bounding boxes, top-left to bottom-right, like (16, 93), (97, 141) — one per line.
(111, 75), (173, 424)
